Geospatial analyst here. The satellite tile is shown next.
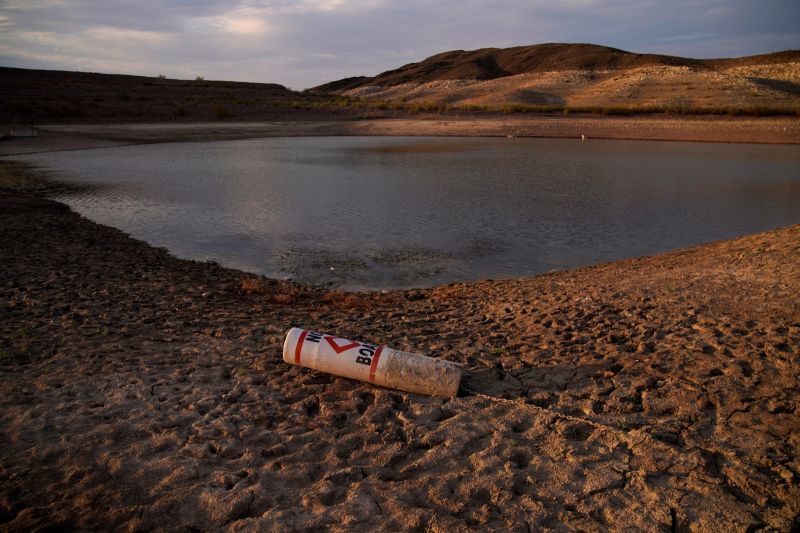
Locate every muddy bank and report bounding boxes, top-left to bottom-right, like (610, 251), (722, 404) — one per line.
(1, 115), (798, 156)
(0, 162), (799, 531)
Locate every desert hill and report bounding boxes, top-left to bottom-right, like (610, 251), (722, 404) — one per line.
(0, 67), (353, 123)
(312, 43), (800, 112)
(3, 43), (799, 124)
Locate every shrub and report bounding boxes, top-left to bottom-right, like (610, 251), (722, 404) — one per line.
(321, 290), (366, 310)
(240, 276), (266, 294)
(213, 104), (232, 120)
(267, 282), (304, 305)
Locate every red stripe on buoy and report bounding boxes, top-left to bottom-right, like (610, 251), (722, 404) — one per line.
(295, 329), (308, 365)
(369, 346), (384, 383)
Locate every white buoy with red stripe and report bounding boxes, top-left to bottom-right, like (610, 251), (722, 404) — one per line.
(282, 327), (462, 398)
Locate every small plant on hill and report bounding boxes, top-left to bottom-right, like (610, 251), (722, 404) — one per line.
(0, 349), (15, 364)
(213, 104), (232, 120)
(268, 283), (304, 305)
(321, 290), (365, 310)
(240, 276), (266, 294)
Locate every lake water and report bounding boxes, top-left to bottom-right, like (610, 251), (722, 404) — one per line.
(13, 136), (800, 290)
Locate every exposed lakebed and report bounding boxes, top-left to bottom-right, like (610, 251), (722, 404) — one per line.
(13, 136), (800, 289)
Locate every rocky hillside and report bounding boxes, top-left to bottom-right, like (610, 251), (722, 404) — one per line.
(312, 43), (800, 112)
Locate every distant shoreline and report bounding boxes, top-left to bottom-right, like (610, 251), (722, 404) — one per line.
(1, 115), (798, 156)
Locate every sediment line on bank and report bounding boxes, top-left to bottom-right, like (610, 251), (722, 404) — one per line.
(1, 115), (799, 157)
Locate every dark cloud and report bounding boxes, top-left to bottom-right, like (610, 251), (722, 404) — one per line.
(0, 0), (797, 89)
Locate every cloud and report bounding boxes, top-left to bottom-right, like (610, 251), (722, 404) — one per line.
(224, 16), (269, 36)
(0, 0), (797, 89)
(187, 7), (273, 37)
(657, 32), (720, 44)
(84, 27), (170, 44)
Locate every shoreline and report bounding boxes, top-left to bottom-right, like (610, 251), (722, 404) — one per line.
(1, 163), (799, 530)
(1, 115), (799, 156)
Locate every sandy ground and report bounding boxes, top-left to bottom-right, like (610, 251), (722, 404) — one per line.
(0, 115), (798, 156)
(0, 160), (798, 531)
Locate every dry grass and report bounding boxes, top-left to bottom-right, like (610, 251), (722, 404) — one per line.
(268, 288), (303, 305)
(320, 290), (366, 310)
(240, 276), (267, 294)
(240, 276), (305, 304)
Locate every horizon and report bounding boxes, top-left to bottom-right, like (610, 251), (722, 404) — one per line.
(2, 42), (799, 91)
(1, 1), (798, 90)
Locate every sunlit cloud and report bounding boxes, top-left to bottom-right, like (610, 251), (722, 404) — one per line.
(224, 16), (269, 35)
(248, 0), (385, 13)
(311, 0), (383, 11)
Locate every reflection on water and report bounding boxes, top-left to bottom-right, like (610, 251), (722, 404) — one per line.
(13, 136), (800, 290)
(354, 143), (471, 154)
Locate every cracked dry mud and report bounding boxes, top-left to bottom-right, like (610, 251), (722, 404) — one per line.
(1, 168), (799, 531)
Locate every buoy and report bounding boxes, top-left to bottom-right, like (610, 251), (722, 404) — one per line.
(282, 327), (463, 397)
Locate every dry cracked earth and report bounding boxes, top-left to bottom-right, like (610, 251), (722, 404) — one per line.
(0, 173), (798, 531)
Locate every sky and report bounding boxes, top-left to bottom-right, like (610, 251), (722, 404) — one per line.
(1, 0), (798, 90)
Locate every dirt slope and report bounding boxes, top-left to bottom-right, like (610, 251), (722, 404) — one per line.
(313, 43), (800, 111)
